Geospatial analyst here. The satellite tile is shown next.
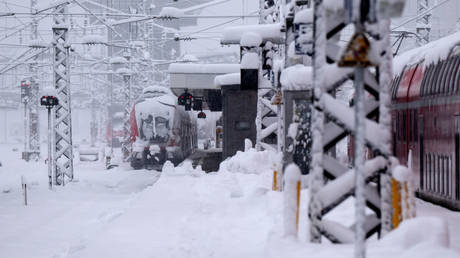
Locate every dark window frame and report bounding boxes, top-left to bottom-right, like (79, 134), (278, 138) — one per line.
(441, 58), (455, 94)
(430, 61), (443, 95)
(435, 60), (448, 95)
(447, 57), (460, 94)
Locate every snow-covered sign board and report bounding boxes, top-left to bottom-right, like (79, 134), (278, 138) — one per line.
(168, 63), (240, 90)
(221, 23), (284, 45)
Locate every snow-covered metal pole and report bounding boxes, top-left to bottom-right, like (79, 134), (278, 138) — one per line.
(379, 18), (394, 236)
(309, 0), (325, 243)
(47, 107), (53, 189)
(354, 64), (366, 258)
(52, 3), (74, 184)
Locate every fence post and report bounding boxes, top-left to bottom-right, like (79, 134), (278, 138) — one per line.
(284, 163), (302, 237)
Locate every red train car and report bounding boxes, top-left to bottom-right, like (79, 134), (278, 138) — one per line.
(391, 32), (460, 210)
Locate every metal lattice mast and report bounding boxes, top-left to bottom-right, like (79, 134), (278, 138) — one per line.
(25, 0), (41, 161)
(255, 0), (280, 152)
(307, 0), (402, 247)
(416, 0), (431, 46)
(121, 52), (132, 160)
(53, 4), (74, 184)
(309, 0), (325, 243)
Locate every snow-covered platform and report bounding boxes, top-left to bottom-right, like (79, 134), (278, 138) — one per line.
(0, 145), (459, 258)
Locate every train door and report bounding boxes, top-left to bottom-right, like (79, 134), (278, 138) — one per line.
(456, 116), (460, 200)
(419, 115), (424, 190)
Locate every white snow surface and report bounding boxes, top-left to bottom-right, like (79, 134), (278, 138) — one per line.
(1, 145), (460, 258)
(241, 52), (259, 69)
(214, 72), (240, 86)
(168, 63), (240, 74)
(41, 86), (58, 97)
(294, 8), (313, 24)
(221, 23), (284, 45)
(81, 35), (106, 45)
(280, 64), (313, 90)
(109, 56), (127, 64)
(240, 32), (263, 47)
(159, 7), (184, 18)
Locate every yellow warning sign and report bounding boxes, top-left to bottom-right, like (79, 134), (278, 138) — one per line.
(338, 32), (375, 67)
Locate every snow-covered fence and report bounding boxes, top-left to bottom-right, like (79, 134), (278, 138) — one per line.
(284, 164), (302, 237)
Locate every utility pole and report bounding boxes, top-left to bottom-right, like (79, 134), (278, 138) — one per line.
(21, 0), (41, 161)
(52, 3), (74, 185)
(121, 49), (132, 161)
(307, 1), (405, 256)
(416, 0), (431, 46)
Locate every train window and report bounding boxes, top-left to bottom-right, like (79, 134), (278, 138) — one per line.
(454, 56), (460, 93)
(402, 112), (407, 141)
(414, 110), (418, 142)
(436, 60), (448, 95)
(446, 156), (452, 197)
(425, 154), (429, 191)
(421, 64), (434, 96)
(430, 61), (443, 95)
(447, 57), (459, 94)
(409, 110), (412, 142)
(396, 112), (400, 141)
(442, 156), (446, 195)
(430, 154), (433, 192)
(438, 155), (442, 194)
(441, 58), (455, 94)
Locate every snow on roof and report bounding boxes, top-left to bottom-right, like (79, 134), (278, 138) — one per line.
(241, 53), (259, 69)
(179, 54), (199, 63)
(280, 64), (313, 90)
(116, 68), (132, 74)
(28, 39), (48, 48)
(240, 32), (263, 47)
(393, 31), (460, 76)
(214, 73), (240, 87)
(142, 86), (174, 97)
(41, 86), (58, 97)
(168, 63), (240, 74)
(324, 0), (344, 11)
(221, 23), (284, 45)
(294, 8), (313, 24)
(159, 7), (184, 18)
(81, 35), (106, 45)
(109, 56), (127, 64)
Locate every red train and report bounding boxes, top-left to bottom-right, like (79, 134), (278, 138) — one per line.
(391, 32), (460, 210)
(129, 86), (197, 170)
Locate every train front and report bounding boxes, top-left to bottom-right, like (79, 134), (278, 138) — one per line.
(130, 86), (178, 170)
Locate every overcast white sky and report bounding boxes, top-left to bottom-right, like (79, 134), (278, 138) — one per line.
(0, 0), (459, 58)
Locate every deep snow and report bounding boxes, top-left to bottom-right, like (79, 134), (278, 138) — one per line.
(0, 144), (460, 258)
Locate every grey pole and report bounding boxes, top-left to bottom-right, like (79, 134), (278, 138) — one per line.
(47, 107), (52, 189)
(354, 66), (366, 258)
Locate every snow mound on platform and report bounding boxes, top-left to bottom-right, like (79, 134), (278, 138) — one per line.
(380, 217), (450, 249)
(219, 148), (282, 175)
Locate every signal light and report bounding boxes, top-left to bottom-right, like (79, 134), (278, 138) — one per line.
(40, 95), (59, 108)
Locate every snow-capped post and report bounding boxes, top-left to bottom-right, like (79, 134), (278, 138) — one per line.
(284, 163), (302, 237)
(378, 17), (394, 236)
(377, 0), (406, 235)
(309, 0), (325, 243)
